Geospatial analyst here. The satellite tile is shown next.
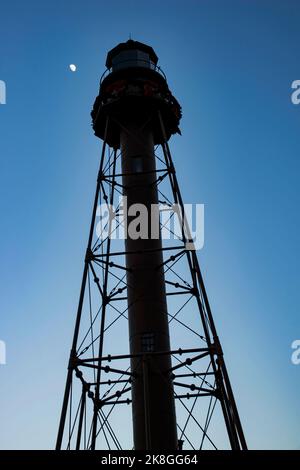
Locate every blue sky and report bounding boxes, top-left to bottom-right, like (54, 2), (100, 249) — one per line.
(0, 0), (299, 449)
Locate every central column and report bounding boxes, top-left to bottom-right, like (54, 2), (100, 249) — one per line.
(120, 120), (177, 450)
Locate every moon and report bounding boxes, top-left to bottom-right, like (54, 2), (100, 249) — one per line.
(69, 64), (77, 72)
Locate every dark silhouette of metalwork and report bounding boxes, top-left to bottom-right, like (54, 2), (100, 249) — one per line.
(56, 40), (247, 450)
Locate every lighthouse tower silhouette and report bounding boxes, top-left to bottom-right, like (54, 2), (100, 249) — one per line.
(56, 40), (247, 451)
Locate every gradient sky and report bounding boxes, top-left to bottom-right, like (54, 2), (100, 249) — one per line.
(0, 0), (299, 449)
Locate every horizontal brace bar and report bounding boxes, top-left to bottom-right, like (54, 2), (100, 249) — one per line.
(174, 372), (215, 378)
(175, 392), (216, 399)
(102, 169), (168, 178)
(101, 399), (132, 406)
(173, 381), (215, 394)
(79, 347), (210, 363)
(93, 379), (130, 385)
(165, 280), (192, 291)
(93, 246), (184, 258)
(166, 291), (193, 296)
(108, 296), (128, 302)
(99, 386), (131, 405)
(76, 363), (135, 376)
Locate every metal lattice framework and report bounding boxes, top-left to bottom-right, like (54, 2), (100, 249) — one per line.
(56, 114), (247, 451)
